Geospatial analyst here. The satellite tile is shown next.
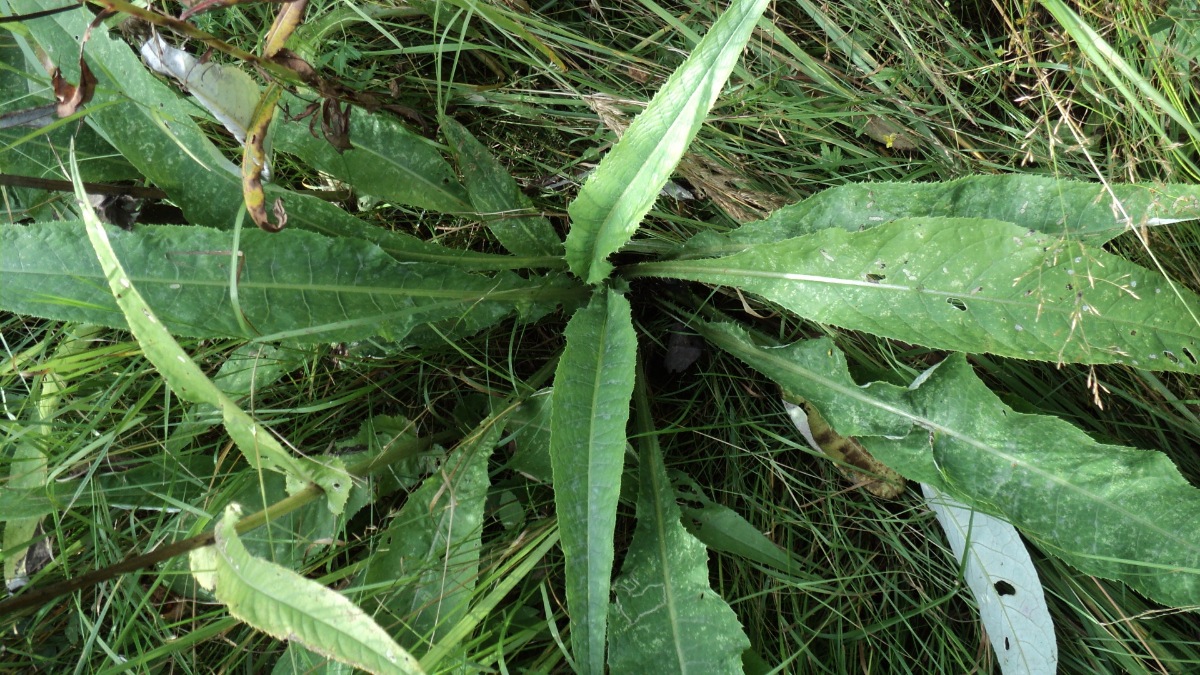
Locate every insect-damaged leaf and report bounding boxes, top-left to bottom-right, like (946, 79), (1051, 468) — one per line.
(641, 217), (1200, 372)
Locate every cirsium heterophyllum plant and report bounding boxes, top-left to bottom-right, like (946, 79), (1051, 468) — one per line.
(4, 0), (1200, 671)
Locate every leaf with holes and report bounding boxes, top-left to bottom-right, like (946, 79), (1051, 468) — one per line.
(640, 217), (1200, 371)
(923, 484), (1057, 675)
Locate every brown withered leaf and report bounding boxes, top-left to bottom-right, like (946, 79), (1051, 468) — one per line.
(320, 98), (353, 153)
(268, 48), (319, 87)
(243, 86), (285, 231)
(52, 59), (96, 118)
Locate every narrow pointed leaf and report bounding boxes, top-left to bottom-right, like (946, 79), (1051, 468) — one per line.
(700, 321), (1200, 607)
(0, 222), (583, 344)
(643, 217), (1200, 371)
(75, 172), (351, 512)
(191, 506), (423, 674)
(564, 0), (771, 283)
(683, 176), (1200, 257)
(441, 116), (563, 257)
(923, 484), (1058, 675)
(550, 289), (636, 673)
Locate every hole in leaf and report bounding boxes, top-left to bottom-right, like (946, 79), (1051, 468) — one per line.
(1004, 637), (1011, 651)
(946, 297), (967, 311)
(1130, 330), (1137, 336)
(866, 273), (885, 283)
(994, 580), (1016, 596)
(1183, 347), (1198, 365)
(1164, 351), (1181, 365)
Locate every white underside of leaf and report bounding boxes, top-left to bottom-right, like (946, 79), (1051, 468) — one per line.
(140, 34), (270, 179)
(922, 483), (1057, 674)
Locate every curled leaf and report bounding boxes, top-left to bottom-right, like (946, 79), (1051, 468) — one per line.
(783, 395), (906, 499)
(51, 59), (95, 117)
(243, 85), (286, 231)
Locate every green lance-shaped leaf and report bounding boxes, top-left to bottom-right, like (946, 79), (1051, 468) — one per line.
(609, 369), (749, 673)
(11, 2), (522, 270)
(700, 321), (1200, 607)
(682, 175), (1200, 257)
(190, 505), (423, 675)
(73, 167), (350, 512)
(564, 0), (771, 283)
(0, 222), (584, 344)
(440, 116), (563, 257)
(274, 93), (471, 214)
(362, 418), (500, 650)
(639, 217), (1200, 372)
(551, 288), (636, 673)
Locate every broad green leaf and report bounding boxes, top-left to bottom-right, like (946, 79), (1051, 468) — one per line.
(75, 177), (351, 513)
(873, 355), (1200, 607)
(9, 3), (526, 270)
(641, 217), (1200, 371)
(190, 505), (423, 675)
(701, 321), (1200, 607)
(564, 0), (771, 283)
(0, 222), (585, 344)
(274, 93), (471, 214)
(923, 484), (1057, 675)
(682, 176), (1200, 257)
(440, 116), (563, 257)
(550, 288), (636, 673)
(609, 378), (749, 674)
(362, 418), (499, 649)
(693, 322), (935, 483)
